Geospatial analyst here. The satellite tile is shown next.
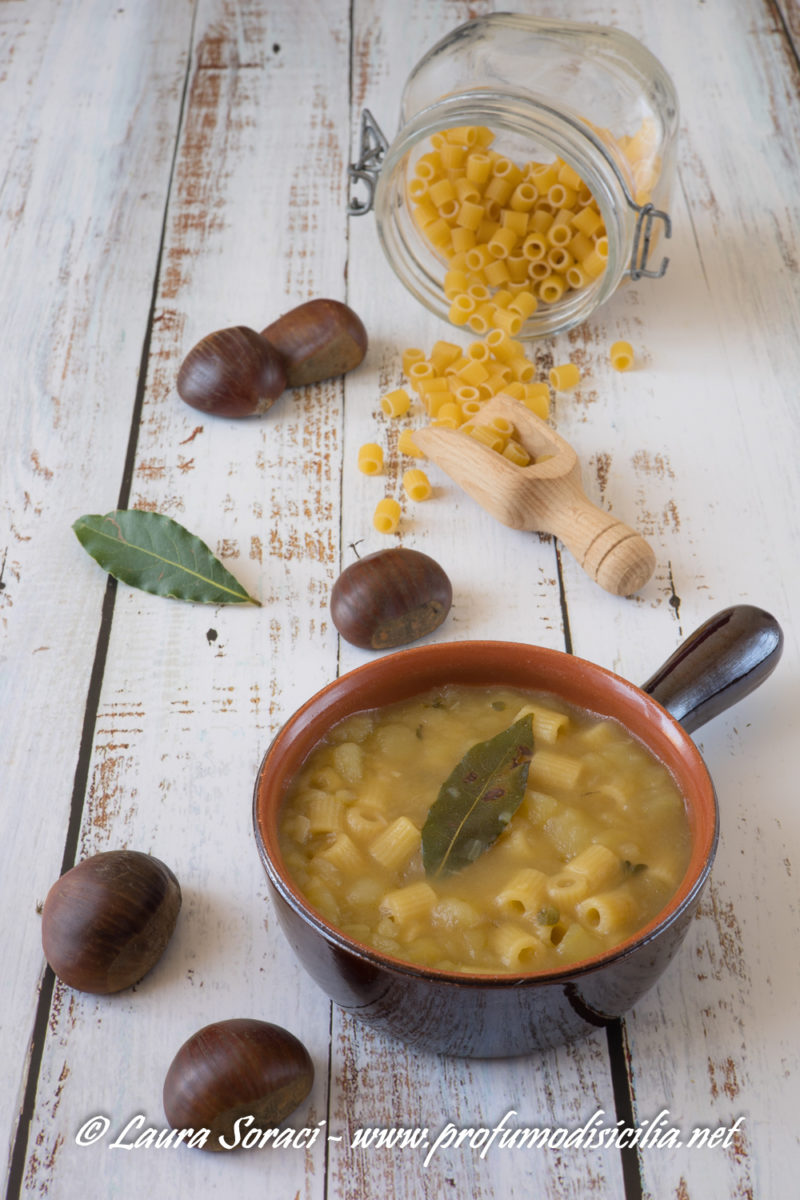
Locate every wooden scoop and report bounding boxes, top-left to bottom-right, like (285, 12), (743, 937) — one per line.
(413, 394), (655, 596)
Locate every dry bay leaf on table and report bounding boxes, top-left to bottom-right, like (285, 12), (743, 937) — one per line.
(72, 510), (260, 606)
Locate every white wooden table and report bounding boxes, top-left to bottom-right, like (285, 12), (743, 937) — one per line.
(2, 1), (798, 1196)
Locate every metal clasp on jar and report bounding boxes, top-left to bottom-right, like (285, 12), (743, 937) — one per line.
(347, 110), (388, 215)
(628, 202), (672, 280)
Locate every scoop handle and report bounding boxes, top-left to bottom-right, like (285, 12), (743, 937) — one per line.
(547, 480), (656, 596)
(641, 605), (783, 733)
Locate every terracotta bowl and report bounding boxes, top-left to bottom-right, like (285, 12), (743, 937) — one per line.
(253, 606), (781, 1057)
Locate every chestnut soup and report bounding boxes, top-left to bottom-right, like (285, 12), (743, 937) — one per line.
(278, 685), (691, 974)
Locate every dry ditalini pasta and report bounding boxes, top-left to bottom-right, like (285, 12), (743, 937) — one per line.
(360, 331), (572, 489)
(410, 126), (611, 335)
(381, 387), (412, 418)
(372, 497), (401, 534)
(403, 333), (552, 424)
(549, 362), (582, 391)
(402, 468), (432, 501)
(357, 442), (384, 475)
(388, 332), (564, 469)
(410, 122), (660, 338)
(609, 339), (635, 371)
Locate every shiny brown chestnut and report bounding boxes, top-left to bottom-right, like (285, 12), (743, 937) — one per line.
(163, 1019), (314, 1151)
(261, 298), (367, 387)
(41, 850), (181, 994)
(253, 606), (782, 1057)
(330, 547), (452, 649)
(177, 326), (287, 418)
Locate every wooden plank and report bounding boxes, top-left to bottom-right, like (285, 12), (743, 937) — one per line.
(624, 0), (800, 1193)
(328, 1019), (623, 1200)
(333, 3), (627, 1199)
(339, 1), (800, 1197)
(12, 0), (353, 1195)
(545, 3), (800, 1198)
(0, 0), (195, 1178)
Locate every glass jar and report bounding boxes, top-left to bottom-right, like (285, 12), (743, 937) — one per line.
(356, 14), (679, 338)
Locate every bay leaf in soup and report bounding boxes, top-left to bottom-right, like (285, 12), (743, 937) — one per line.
(421, 715), (534, 878)
(72, 510), (260, 605)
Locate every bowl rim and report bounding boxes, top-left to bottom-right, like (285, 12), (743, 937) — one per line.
(252, 638), (719, 986)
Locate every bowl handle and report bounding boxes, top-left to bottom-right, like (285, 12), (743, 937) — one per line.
(641, 605), (783, 734)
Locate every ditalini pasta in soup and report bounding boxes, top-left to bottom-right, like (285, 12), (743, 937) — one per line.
(278, 685), (691, 974)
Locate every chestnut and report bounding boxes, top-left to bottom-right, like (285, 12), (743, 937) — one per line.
(330, 547), (452, 650)
(163, 1018), (314, 1151)
(41, 850), (181, 994)
(176, 325), (287, 418)
(261, 298), (367, 387)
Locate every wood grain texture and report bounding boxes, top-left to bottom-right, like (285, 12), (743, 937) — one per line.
(10, 0), (351, 1195)
(522, 6), (799, 1200)
(2, 0), (798, 1197)
(588, 3), (800, 1197)
(338, 5), (623, 1200)
(0, 0), (195, 1174)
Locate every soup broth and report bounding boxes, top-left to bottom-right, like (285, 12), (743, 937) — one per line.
(278, 685), (691, 974)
